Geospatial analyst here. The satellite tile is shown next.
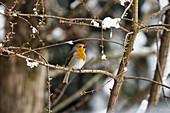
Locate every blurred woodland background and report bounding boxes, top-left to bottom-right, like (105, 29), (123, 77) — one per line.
(0, 0), (170, 113)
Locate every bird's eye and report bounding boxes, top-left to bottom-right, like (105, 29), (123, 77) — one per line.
(78, 45), (81, 48)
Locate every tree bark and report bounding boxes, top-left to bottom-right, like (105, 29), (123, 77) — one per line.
(0, 1), (47, 113)
(106, 0), (138, 112)
(148, 3), (170, 106)
(0, 51), (47, 113)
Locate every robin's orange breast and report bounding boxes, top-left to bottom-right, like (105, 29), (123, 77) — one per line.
(77, 47), (86, 61)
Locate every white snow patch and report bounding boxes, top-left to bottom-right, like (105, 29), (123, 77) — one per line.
(66, 40), (74, 45)
(119, 0), (131, 6)
(12, 13), (17, 17)
(102, 17), (121, 29)
(101, 54), (107, 60)
(91, 20), (99, 27)
(110, 30), (113, 38)
(26, 59), (38, 68)
(32, 27), (39, 34)
(124, 67), (127, 71)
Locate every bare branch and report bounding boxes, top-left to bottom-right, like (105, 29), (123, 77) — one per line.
(1, 48), (115, 79)
(107, 0), (139, 112)
(142, 5), (170, 25)
(124, 76), (170, 89)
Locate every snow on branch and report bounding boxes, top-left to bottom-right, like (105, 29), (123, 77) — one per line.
(102, 17), (121, 29)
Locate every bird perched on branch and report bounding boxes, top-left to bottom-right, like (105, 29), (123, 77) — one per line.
(63, 43), (86, 84)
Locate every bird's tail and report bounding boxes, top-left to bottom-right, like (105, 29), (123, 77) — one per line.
(63, 71), (70, 84)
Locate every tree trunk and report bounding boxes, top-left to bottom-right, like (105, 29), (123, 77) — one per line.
(0, 0), (47, 113)
(106, 0), (139, 112)
(0, 52), (47, 113)
(148, 3), (170, 106)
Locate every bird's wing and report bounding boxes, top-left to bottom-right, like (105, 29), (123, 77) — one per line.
(65, 49), (76, 67)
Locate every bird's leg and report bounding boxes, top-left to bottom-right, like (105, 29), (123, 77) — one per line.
(77, 68), (83, 76)
(78, 69), (81, 73)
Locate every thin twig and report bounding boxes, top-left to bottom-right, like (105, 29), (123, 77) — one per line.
(41, 0), (45, 15)
(21, 38), (123, 55)
(124, 76), (170, 89)
(142, 5), (170, 25)
(81, 78), (113, 95)
(121, 0), (133, 18)
(80, 0), (97, 18)
(51, 77), (75, 107)
(52, 75), (101, 112)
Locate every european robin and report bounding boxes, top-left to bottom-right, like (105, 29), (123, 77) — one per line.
(63, 43), (86, 84)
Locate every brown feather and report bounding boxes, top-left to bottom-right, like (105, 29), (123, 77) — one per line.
(65, 49), (76, 67)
